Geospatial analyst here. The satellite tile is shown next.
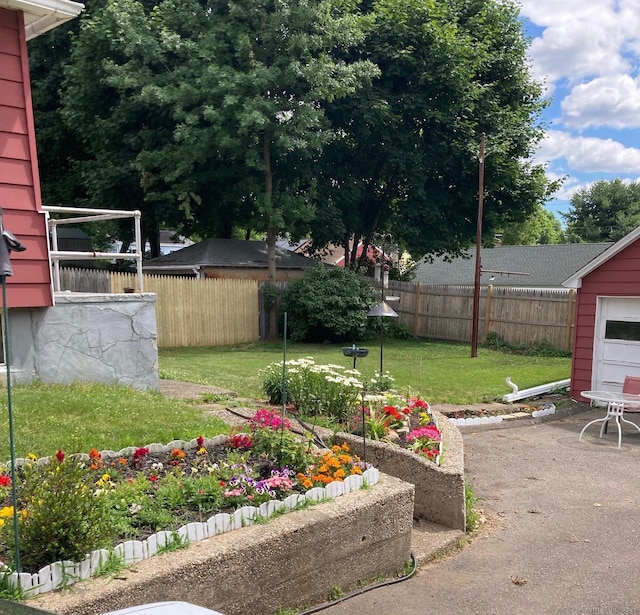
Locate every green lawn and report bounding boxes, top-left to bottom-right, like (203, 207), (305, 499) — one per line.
(159, 338), (571, 405)
(0, 338), (571, 461)
(1, 382), (229, 461)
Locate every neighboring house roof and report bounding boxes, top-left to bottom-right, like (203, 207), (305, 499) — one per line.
(562, 226), (640, 288)
(54, 227), (93, 252)
(143, 238), (321, 273)
(276, 238), (310, 253)
(277, 238), (386, 268)
(414, 243), (613, 287)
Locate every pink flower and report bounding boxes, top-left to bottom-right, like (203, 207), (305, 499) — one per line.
(407, 426), (442, 442)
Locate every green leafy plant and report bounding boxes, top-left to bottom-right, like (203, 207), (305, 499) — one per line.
(5, 454), (116, 572)
(281, 265), (377, 343)
(156, 531), (190, 554)
(261, 358), (363, 421)
(465, 482), (484, 533)
(0, 566), (24, 601)
(482, 332), (571, 358)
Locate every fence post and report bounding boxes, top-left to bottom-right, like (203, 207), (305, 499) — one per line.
(483, 284), (493, 341)
(413, 282), (422, 338)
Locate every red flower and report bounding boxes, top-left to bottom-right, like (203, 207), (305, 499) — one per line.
(55, 450), (65, 463)
(133, 447), (149, 460)
(89, 448), (102, 460)
(0, 475), (11, 487)
(196, 436), (204, 448)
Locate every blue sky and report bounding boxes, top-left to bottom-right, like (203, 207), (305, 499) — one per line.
(519, 0), (640, 223)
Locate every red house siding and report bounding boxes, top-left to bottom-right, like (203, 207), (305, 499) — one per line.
(570, 240), (640, 399)
(0, 7), (52, 308)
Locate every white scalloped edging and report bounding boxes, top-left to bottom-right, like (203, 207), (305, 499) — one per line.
(448, 403), (556, 426)
(1, 438), (379, 597)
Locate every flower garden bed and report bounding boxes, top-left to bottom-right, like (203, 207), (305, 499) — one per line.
(442, 402), (556, 427)
(0, 409), (387, 601)
(29, 473), (414, 615)
(2, 437), (379, 599)
(334, 407), (465, 531)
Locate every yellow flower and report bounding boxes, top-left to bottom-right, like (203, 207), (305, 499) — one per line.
(0, 506), (14, 518)
(26, 453), (37, 461)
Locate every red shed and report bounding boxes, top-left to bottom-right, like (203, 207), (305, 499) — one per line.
(0, 0), (83, 308)
(563, 227), (640, 400)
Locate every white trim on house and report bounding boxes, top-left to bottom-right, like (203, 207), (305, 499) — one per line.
(562, 226), (640, 289)
(0, 0), (84, 39)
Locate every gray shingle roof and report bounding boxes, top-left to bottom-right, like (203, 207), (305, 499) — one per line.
(144, 238), (320, 270)
(414, 243), (613, 287)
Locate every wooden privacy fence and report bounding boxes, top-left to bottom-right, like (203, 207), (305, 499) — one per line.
(110, 272), (259, 348)
(56, 268), (576, 350)
(388, 281), (577, 350)
(58, 267), (111, 293)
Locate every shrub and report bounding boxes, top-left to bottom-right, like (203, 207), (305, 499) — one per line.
(281, 265), (377, 343)
(5, 454), (116, 572)
(482, 332), (571, 357)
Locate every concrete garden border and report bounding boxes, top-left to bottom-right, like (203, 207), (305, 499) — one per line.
(334, 410), (466, 531)
(28, 474), (414, 615)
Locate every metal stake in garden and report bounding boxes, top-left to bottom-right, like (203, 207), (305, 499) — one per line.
(278, 312), (288, 468)
(367, 234), (398, 374)
(0, 208), (26, 573)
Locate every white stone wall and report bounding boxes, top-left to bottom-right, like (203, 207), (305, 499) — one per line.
(9, 293), (158, 390)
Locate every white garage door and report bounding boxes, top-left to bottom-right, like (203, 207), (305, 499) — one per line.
(592, 297), (640, 391)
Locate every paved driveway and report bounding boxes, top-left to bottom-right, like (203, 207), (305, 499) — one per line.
(321, 405), (640, 615)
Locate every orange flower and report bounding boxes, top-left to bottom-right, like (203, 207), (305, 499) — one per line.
(350, 466), (363, 475)
(171, 448), (186, 460)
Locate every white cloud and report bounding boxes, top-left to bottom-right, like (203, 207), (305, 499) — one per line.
(535, 130), (640, 174)
(520, 0), (640, 88)
(562, 74), (640, 129)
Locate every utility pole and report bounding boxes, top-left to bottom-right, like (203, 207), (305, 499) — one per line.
(471, 133), (486, 358)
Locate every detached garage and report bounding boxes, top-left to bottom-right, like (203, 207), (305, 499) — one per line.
(563, 227), (640, 400)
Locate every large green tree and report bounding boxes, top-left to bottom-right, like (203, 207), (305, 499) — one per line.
(54, 0), (377, 269)
(499, 203), (565, 245)
(309, 0), (556, 268)
(564, 179), (640, 243)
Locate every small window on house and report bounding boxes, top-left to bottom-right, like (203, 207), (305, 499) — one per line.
(605, 320), (640, 342)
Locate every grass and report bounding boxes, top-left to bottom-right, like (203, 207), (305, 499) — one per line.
(0, 338), (570, 462)
(0, 381), (229, 461)
(159, 338), (571, 405)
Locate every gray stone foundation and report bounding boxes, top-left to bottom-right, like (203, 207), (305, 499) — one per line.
(9, 292), (158, 391)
